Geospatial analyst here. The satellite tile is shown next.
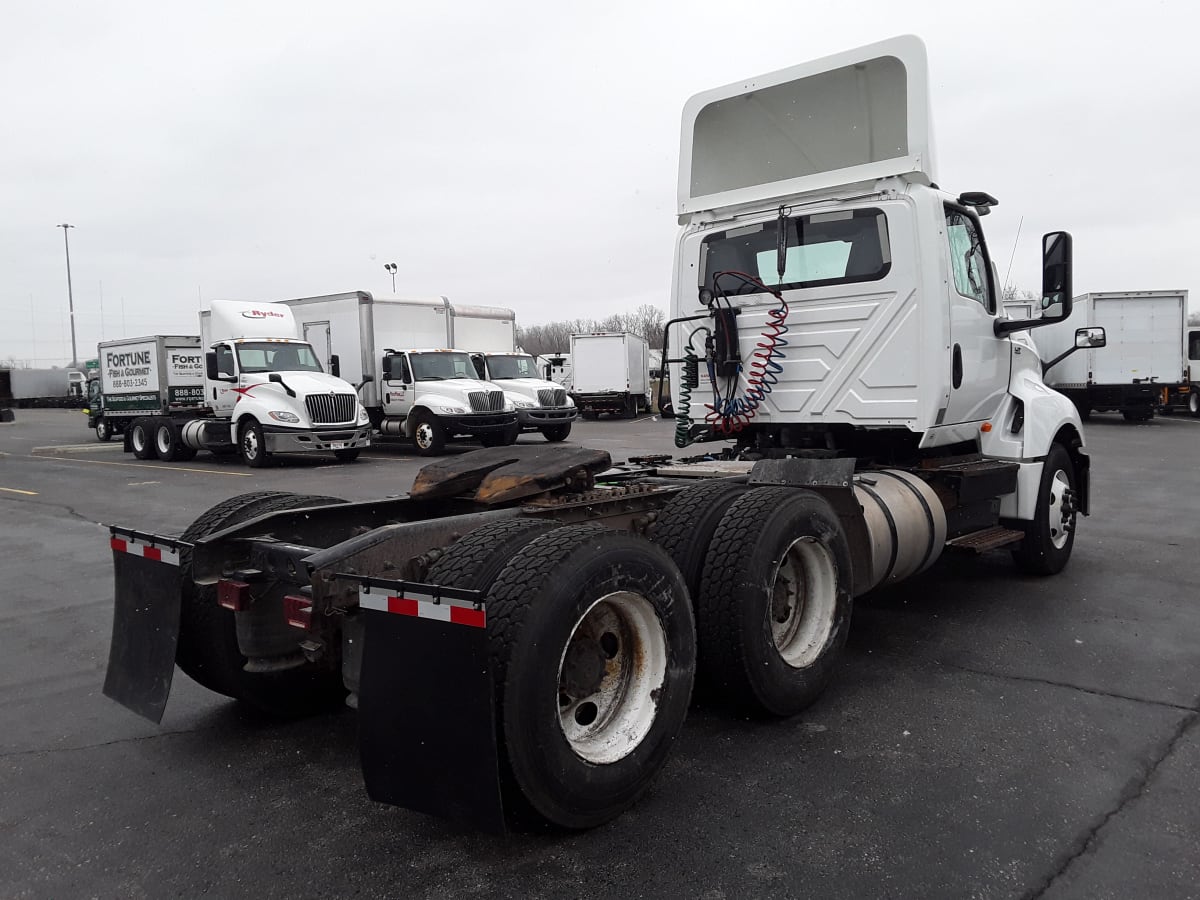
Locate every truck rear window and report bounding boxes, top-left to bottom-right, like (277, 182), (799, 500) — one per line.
(699, 208), (890, 294)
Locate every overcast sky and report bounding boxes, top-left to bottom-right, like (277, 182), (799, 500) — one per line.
(3, 0), (1196, 365)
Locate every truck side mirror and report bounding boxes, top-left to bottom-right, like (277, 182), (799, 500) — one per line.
(1039, 231), (1073, 321)
(1075, 326), (1106, 349)
(329, 354), (340, 378)
(205, 352), (218, 380)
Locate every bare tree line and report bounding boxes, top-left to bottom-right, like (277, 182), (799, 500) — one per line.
(516, 304), (666, 357)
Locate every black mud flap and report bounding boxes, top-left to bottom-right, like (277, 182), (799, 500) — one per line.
(102, 527), (188, 723)
(352, 576), (506, 833)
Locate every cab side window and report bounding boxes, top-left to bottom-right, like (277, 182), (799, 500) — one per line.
(1188, 332), (1200, 361)
(215, 345), (235, 377)
(945, 209), (992, 311)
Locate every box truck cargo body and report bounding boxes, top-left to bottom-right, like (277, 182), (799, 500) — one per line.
(86, 335), (204, 440)
(0, 368), (86, 408)
(569, 332), (650, 417)
(1037, 291), (1187, 421)
(283, 292), (521, 455)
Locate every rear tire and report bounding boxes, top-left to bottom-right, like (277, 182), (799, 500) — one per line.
(1123, 409), (1152, 422)
(154, 420), (197, 462)
(425, 518), (561, 591)
(130, 418), (155, 460)
(650, 478), (750, 599)
(697, 487), (853, 717)
(176, 492), (347, 715)
(1012, 443), (1077, 575)
(541, 423), (571, 442)
(486, 526), (696, 829)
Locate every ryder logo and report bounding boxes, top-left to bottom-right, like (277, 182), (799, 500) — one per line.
(241, 309), (286, 319)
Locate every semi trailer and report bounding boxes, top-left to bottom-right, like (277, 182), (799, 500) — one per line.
(112, 301), (370, 466)
(1037, 290), (1188, 421)
(103, 36), (1103, 832)
(0, 367), (86, 408)
(569, 332), (651, 418)
(282, 292), (525, 455)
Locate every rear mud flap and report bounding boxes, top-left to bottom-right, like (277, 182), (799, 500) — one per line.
(353, 578), (506, 833)
(102, 528), (187, 723)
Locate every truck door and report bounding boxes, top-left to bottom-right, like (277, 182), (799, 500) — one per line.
(209, 343), (239, 417)
(940, 207), (1010, 425)
(303, 321), (332, 371)
(381, 353), (415, 418)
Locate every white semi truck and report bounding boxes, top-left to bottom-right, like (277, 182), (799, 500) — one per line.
(569, 331), (651, 417)
(283, 292), (526, 455)
(103, 36), (1105, 833)
(114, 300), (370, 466)
(1037, 290), (1188, 421)
(86, 335), (205, 442)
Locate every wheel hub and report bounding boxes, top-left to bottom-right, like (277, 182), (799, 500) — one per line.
(416, 424), (433, 448)
(769, 536), (838, 669)
(1047, 469), (1074, 549)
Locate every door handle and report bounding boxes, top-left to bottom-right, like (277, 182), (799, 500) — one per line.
(952, 344), (963, 389)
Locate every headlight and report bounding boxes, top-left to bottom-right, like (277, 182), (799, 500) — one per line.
(357, 404), (369, 424)
(565, 396), (576, 408)
(512, 399), (535, 409)
(439, 406), (467, 414)
(268, 410), (300, 423)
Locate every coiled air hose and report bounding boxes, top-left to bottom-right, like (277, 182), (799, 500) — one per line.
(673, 343), (700, 448)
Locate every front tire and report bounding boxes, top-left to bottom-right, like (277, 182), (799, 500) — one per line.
(541, 423), (571, 442)
(239, 419), (271, 468)
(411, 410), (446, 456)
(487, 526), (696, 829)
(333, 448), (360, 463)
(1190, 392), (1200, 417)
(697, 487), (853, 717)
(95, 420), (112, 442)
(1012, 443), (1077, 575)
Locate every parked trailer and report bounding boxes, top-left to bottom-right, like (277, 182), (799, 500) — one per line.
(569, 332), (650, 418)
(1037, 290), (1188, 421)
(86, 336), (204, 442)
(0, 367), (86, 408)
(103, 37), (1102, 832)
(283, 292), (521, 455)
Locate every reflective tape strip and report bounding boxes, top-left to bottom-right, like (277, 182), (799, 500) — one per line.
(110, 535), (180, 566)
(359, 590), (485, 628)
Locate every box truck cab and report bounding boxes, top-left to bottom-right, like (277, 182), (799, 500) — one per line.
(470, 351), (577, 442)
(198, 301), (371, 466)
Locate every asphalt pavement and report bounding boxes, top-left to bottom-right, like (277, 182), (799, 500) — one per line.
(1, 409), (1198, 899)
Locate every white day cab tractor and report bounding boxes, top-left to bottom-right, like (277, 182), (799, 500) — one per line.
(471, 351), (578, 441)
(102, 36), (1105, 833)
(118, 301), (371, 467)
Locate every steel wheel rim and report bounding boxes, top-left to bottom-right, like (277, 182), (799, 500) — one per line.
(242, 428), (259, 459)
(769, 536), (838, 668)
(1047, 468), (1073, 549)
(556, 591), (667, 764)
(155, 427), (171, 455)
(131, 425), (146, 452)
(96, 422), (108, 440)
(415, 423), (434, 449)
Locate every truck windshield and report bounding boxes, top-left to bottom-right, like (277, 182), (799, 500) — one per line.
(700, 208), (890, 295)
(236, 342), (324, 373)
(410, 352), (475, 381)
(486, 354), (538, 379)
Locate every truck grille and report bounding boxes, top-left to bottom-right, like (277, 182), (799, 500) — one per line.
(468, 390), (505, 413)
(305, 393), (356, 424)
(537, 388), (567, 407)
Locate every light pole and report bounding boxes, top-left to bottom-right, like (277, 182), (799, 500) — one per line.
(57, 223), (77, 366)
(384, 262), (397, 293)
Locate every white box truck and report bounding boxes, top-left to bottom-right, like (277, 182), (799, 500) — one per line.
(1038, 290), (1188, 421)
(106, 36), (1108, 834)
(116, 301), (371, 466)
(569, 332), (650, 418)
(283, 292), (521, 455)
(86, 336), (205, 441)
(0, 367), (86, 408)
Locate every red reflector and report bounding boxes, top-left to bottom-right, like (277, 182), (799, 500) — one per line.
(217, 579), (250, 611)
(387, 596), (419, 617)
(450, 605), (486, 629)
(283, 594), (312, 629)
(110, 537), (128, 553)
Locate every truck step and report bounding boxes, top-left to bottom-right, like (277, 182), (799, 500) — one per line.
(946, 525), (1025, 553)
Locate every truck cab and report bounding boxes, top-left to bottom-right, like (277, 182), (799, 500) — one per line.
(470, 351), (577, 442)
(378, 348), (519, 455)
(201, 302), (372, 466)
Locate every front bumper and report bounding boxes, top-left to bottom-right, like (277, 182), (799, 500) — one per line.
(517, 407), (578, 429)
(263, 424), (373, 453)
(441, 412), (519, 436)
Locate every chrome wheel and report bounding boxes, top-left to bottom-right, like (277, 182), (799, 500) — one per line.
(769, 536), (839, 669)
(415, 423), (435, 450)
(95, 421), (110, 441)
(155, 425), (173, 457)
(1047, 468), (1074, 550)
(557, 591), (667, 764)
(241, 427), (260, 460)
